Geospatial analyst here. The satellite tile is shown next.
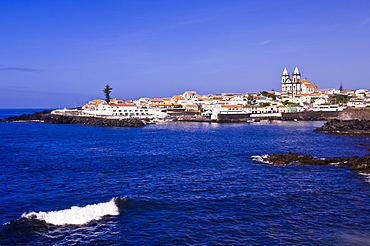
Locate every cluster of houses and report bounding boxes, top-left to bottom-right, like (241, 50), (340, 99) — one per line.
(71, 67), (370, 120)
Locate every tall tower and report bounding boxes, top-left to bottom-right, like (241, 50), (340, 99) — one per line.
(292, 66), (301, 82)
(281, 67), (289, 93)
(281, 66), (303, 97)
(281, 67), (289, 83)
(291, 66), (302, 96)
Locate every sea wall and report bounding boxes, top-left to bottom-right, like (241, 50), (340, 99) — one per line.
(217, 113), (250, 121)
(282, 111), (339, 121)
(196, 109), (368, 122)
(338, 108), (370, 120)
(281, 108), (370, 121)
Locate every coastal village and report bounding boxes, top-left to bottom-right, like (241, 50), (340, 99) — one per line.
(54, 67), (370, 121)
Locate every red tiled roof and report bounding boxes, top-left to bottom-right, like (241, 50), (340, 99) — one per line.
(221, 105), (242, 108)
(109, 104), (136, 107)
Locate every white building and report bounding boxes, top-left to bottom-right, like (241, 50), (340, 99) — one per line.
(82, 100), (167, 118)
(281, 67), (318, 98)
(181, 91), (199, 104)
(347, 100), (370, 108)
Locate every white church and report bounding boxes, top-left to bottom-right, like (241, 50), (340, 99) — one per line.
(281, 67), (318, 98)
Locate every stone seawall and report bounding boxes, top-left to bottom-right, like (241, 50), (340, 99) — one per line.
(338, 108), (370, 120)
(282, 108), (370, 121)
(217, 113), (251, 121)
(179, 109), (370, 122)
(0, 110), (146, 127)
(282, 111), (339, 121)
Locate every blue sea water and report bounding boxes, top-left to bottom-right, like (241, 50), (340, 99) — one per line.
(1, 109), (370, 245)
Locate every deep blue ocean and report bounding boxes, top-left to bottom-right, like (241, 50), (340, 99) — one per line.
(1, 109), (370, 245)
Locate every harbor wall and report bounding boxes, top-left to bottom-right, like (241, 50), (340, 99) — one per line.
(338, 108), (370, 120)
(282, 108), (370, 121)
(281, 111), (339, 121)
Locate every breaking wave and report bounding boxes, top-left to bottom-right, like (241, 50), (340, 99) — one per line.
(251, 155), (270, 164)
(21, 198), (120, 226)
(359, 173), (370, 182)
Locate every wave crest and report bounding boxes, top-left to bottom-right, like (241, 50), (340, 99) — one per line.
(251, 155), (270, 164)
(21, 198), (120, 225)
(359, 173), (370, 182)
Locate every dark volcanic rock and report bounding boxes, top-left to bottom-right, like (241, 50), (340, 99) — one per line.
(260, 152), (370, 174)
(0, 110), (146, 127)
(315, 119), (370, 135)
(3, 110), (53, 121)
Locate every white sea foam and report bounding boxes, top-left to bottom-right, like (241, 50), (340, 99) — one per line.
(251, 155), (270, 164)
(359, 173), (370, 182)
(22, 198), (119, 225)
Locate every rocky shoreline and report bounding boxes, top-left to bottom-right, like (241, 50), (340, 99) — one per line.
(2, 108), (370, 131)
(0, 110), (146, 127)
(314, 119), (370, 135)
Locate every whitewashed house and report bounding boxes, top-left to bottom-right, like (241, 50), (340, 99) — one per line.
(229, 95), (248, 105)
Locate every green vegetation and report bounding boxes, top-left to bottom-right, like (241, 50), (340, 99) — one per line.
(259, 91), (276, 100)
(259, 102), (271, 107)
(103, 84), (113, 103)
(247, 95), (254, 105)
(282, 100), (296, 106)
(330, 94), (351, 105)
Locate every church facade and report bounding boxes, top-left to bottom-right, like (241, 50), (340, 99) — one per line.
(281, 67), (318, 98)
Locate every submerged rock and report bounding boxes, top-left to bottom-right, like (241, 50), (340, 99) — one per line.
(0, 110), (146, 127)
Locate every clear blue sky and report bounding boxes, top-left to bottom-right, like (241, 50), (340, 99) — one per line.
(1, 0), (370, 108)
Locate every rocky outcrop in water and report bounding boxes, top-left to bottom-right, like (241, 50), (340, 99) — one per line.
(0, 110), (146, 127)
(314, 119), (370, 135)
(258, 152), (370, 174)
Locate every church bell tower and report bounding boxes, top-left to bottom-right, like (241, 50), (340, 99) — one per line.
(281, 67), (289, 93)
(292, 66), (301, 82)
(281, 66), (303, 97)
